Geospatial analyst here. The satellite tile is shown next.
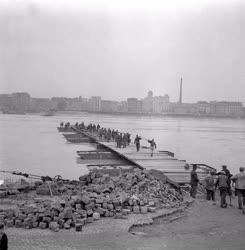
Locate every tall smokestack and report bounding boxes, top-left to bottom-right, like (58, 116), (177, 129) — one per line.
(179, 77), (183, 105)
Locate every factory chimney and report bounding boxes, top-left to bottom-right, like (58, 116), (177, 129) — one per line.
(179, 77), (183, 105)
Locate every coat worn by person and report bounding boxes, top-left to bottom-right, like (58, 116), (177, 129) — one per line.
(190, 170), (199, 186)
(216, 174), (228, 189)
(231, 172), (245, 190)
(203, 175), (215, 191)
(0, 233), (8, 250)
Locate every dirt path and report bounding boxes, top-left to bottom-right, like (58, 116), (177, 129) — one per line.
(6, 198), (245, 250)
(131, 198), (245, 250)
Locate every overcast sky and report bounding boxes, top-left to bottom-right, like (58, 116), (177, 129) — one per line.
(0, 0), (244, 103)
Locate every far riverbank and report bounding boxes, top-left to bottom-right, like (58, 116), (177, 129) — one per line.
(55, 110), (245, 120)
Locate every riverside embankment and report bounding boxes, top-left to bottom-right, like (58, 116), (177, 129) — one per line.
(5, 197), (245, 250)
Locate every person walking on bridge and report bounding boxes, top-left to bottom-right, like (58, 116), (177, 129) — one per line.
(148, 139), (157, 157)
(231, 167), (245, 212)
(134, 135), (141, 152)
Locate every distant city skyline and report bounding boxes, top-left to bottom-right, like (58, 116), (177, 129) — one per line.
(0, 87), (244, 105)
(1, 90), (244, 118)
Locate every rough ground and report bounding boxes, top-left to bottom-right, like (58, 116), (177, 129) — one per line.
(6, 197), (245, 250)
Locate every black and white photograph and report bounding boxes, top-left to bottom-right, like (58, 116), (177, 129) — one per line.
(0, 0), (245, 249)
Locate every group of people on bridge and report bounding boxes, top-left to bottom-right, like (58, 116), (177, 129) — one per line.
(60, 121), (157, 156)
(60, 121), (70, 128)
(190, 164), (245, 213)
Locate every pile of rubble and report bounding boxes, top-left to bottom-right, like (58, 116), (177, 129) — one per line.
(0, 169), (183, 232)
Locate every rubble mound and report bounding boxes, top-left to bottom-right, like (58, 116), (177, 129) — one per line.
(0, 169), (183, 232)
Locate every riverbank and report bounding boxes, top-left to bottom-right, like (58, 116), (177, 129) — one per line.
(3, 109), (243, 120)
(5, 201), (190, 250)
(5, 196), (245, 250)
(49, 110), (245, 120)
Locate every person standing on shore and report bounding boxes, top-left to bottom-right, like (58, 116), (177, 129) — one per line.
(215, 171), (229, 208)
(190, 164), (199, 198)
(231, 167), (245, 212)
(134, 135), (141, 152)
(221, 165), (233, 206)
(148, 139), (157, 157)
(0, 223), (8, 250)
(203, 171), (216, 201)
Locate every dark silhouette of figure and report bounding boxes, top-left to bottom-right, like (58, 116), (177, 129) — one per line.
(134, 135), (142, 152)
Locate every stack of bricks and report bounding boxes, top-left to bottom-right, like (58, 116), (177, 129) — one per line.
(0, 169), (183, 232)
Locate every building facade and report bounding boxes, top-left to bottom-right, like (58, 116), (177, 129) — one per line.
(127, 98), (142, 113)
(88, 96), (101, 112)
(142, 91), (153, 113)
(117, 101), (128, 113)
(66, 97), (88, 111)
(30, 98), (52, 112)
(0, 94), (13, 111)
(210, 101), (244, 117)
(11, 92), (31, 112)
(101, 100), (118, 113)
(153, 95), (170, 113)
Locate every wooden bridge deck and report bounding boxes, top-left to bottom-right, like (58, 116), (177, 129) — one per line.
(67, 126), (213, 184)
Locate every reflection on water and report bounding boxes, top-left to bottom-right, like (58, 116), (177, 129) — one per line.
(0, 113), (245, 180)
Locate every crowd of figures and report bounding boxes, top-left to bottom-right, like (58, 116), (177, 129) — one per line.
(60, 121), (157, 156)
(190, 164), (245, 213)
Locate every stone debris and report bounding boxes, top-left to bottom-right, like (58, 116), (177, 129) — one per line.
(0, 169), (183, 232)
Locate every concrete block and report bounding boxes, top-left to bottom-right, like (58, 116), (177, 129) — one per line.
(122, 209), (131, 215)
(86, 209), (93, 216)
(18, 213), (27, 221)
(109, 211), (114, 217)
(39, 222), (47, 229)
(81, 195), (90, 205)
(6, 219), (14, 227)
(49, 222), (60, 232)
(148, 201), (155, 206)
(75, 204), (82, 210)
(95, 199), (103, 204)
(86, 217), (94, 223)
(53, 216), (59, 222)
(15, 219), (23, 228)
(58, 219), (65, 229)
(92, 212), (100, 220)
(76, 218), (86, 226)
(102, 203), (108, 209)
(75, 223), (83, 232)
(64, 207), (73, 219)
(43, 217), (52, 223)
(148, 207), (156, 213)
(107, 204), (114, 211)
(95, 207), (106, 216)
(140, 206), (148, 214)
(133, 206), (140, 214)
(64, 223), (70, 229)
(32, 222), (39, 228)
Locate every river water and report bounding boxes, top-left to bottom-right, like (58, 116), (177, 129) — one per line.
(0, 113), (245, 180)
